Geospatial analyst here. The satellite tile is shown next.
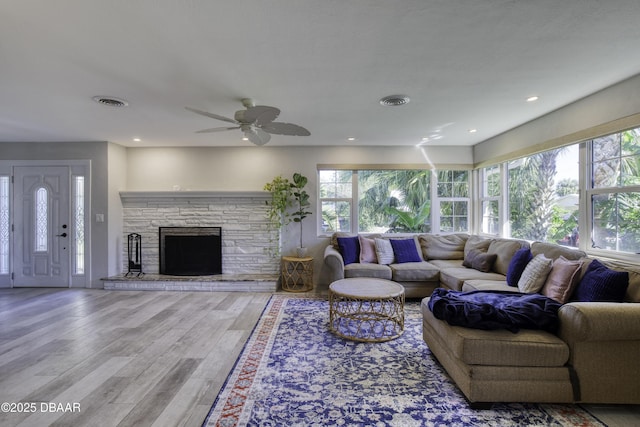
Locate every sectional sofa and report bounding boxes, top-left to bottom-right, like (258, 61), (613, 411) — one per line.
(324, 233), (531, 298)
(323, 232), (640, 405)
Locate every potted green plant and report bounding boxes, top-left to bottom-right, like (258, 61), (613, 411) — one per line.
(263, 175), (293, 257)
(263, 172), (312, 257)
(290, 173), (312, 257)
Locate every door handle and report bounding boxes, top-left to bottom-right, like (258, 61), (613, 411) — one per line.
(56, 233), (68, 237)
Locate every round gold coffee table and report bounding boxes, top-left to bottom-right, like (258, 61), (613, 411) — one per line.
(328, 278), (405, 342)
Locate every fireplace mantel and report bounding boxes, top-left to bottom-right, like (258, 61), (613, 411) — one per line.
(120, 190), (270, 204)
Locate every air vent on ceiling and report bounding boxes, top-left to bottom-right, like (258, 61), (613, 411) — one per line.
(92, 96), (129, 107)
(379, 94), (410, 106)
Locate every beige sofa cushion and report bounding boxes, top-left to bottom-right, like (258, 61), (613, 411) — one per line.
(439, 267), (506, 291)
(462, 279), (510, 292)
(488, 239), (528, 275)
(464, 235), (492, 256)
(390, 261), (440, 282)
(428, 259), (463, 269)
(419, 233), (468, 260)
(344, 263), (392, 280)
(531, 241), (585, 261)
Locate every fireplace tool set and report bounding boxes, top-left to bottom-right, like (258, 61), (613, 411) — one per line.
(126, 233), (144, 276)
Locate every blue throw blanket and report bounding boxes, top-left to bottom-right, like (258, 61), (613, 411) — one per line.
(427, 288), (562, 333)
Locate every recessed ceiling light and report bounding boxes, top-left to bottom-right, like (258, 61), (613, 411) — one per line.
(347, 137), (356, 141)
(526, 96), (539, 102)
(242, 137), (249, 141)
(92, 96), (129, 107)
(379, 95), (410, 106)
(133, 138), (141, 142)
(468, 129), (477, 133)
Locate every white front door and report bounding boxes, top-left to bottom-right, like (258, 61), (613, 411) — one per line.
(13, 166), (71, 287)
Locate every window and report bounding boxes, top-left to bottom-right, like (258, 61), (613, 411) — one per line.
(507, 145), (579, 246)
(589, 128), (640, 253)
(319, 167), (468, 234)
(480, 165), (500, 235)
(358, 169), (431, 233)
(35, 187), (48, 252)
(0, 176), (9, 274)
(73, 176), (85, 274)
(319, 170), (353, 233)
(436, 170), (469, 233)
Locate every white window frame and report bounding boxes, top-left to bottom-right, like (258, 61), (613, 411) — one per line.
(585, 130), (640, 261)
(432, 169), (470, 234)
(318, 169), (356, 234)
(318, 166), (470, 235)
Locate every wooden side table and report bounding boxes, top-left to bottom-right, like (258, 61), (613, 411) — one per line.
(281, 256), (314, 292)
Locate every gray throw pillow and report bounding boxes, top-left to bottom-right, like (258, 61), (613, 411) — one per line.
(463, 248), (497, 273)
(374, 238), (395, 265)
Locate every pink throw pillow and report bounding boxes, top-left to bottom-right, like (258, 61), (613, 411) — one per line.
(541, 256), (583, 303)
(359, 235), (377, 263)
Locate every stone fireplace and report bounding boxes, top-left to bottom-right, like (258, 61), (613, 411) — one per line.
(105, 191), (279, 291)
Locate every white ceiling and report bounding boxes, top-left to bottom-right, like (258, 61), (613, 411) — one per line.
(2, 1), (640, 148)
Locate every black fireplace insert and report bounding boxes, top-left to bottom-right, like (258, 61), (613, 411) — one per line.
(159, 227), (222, 275)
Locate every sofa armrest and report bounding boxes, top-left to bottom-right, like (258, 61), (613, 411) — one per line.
(558, 302), (640, 343)
(324, 245), (345, 283)
(557, 302), (640, 403)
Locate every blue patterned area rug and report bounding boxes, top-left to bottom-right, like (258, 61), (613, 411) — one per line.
(203, 295), (605, 427)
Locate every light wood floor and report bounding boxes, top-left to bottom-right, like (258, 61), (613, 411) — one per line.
(0, 289), (638, 427)
(0, 288), (272, 427)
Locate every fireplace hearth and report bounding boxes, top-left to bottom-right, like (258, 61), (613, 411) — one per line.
(159, 227), (222, 275)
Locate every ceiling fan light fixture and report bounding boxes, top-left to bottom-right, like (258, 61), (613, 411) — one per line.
(379, 95), (410, 107)
(92, 96), (129, 107)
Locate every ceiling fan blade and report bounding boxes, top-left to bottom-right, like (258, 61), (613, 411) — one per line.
(261, 122), (311, 136)
(238, 105), (280, 126)
(185, 107), (238, 124)
(195, 126), (240, 133)
(243, 127), (271, 146)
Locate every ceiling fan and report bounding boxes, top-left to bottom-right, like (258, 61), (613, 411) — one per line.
(186, 98), (310, 146)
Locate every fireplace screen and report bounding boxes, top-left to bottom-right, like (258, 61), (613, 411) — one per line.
(159, 227), (222, 275)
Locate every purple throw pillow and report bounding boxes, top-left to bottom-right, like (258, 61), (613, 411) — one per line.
(337, 236), (360, 265)
(506, 248), (533, 287)
(571, 259), (629, 302)
(390, 238), (422, 263)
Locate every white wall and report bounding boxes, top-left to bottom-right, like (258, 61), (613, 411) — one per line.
(474, 73), (640, 165)
(107, 143), (127, 278)
(124, 145), (473, 191)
